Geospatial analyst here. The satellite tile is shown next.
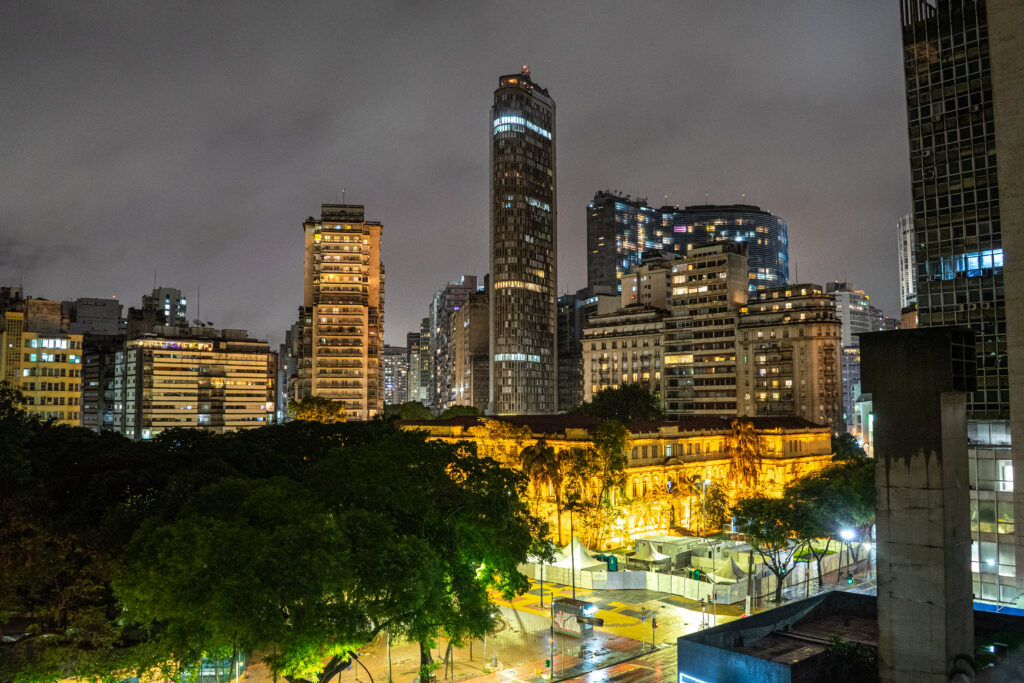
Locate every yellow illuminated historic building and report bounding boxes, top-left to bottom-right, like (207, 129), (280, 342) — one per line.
(1, 310), (84, 426)
(401, 414), (834, 550)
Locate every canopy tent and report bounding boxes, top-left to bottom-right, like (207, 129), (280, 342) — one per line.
(629, 543), (671, 567)
(707, 558), (748, 584)
(550, 537), (606, 571)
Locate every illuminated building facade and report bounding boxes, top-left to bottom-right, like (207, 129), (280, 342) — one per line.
(113, 330), (275, 439)
(736, 284), (843, 429)
(381, 344), (408, 406)
(453, 292), (490, 412)
(582, 305), (668, 404)
(557, 285), (618, 411)
(298, 204), (385, 421)
(428, 276), (478, 411)
(620, 250), (678, 309)
(663, 242), (749, 418)
(586, 191), (789, 293)
(0, 310), (83, 426)
(490, 66), (557, 415)
(400, 414), (834, 549)
(406, 332), (422, 406)
(901, 0), (1024, 604)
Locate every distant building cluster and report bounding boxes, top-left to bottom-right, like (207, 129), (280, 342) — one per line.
(0, 285), (276, 438)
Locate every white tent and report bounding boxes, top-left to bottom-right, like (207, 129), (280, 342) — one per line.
(551, 537), (605, 571)
(707, 558), (748, 584)
(631, 544), (670, 564)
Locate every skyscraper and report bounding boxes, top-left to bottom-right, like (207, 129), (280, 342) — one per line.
(381, 344), (408, 406)
(427, 276), (478, 411)
(896, 214), (917, 309)
(489, 66), (557, 415)
(586, 191), (790, 294)
(900, 0), (1023, 604)
(297, 204), (385, 421)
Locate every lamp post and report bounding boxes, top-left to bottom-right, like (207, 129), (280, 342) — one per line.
(839, 528), (855, 584)
(701, 479), (717, 626)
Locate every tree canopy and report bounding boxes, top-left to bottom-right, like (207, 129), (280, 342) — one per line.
(288, 395), (347, 423)
(576, 384), (663, 423)
(0, 385), (545, 683)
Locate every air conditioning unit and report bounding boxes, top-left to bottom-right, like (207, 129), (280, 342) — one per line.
(968, 303), (978, 311)
(923, 149), (932, 158)
(957, 304), (966, 312)
(982, 302), (991, 309)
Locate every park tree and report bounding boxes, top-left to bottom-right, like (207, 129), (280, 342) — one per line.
(691, 480), (729, 535)
(832, 432), (868, 462)
(577, 384), (663, 423)
(438, 404), (482, 419)
(385, 400), (435, 421)
(521, 439), (565, 542)
(786, 476), (843, 588)
(288, 395), (347, 423)
(733, 497), (804, 603)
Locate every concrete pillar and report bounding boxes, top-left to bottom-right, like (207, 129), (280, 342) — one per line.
(861, 328), (976, 683)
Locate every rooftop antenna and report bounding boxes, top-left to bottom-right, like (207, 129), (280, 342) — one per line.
(704, 192), (709, 204)
(153, 269), (157, 290)
(196, 285), (200, 320)
(341, 188), (345, 204)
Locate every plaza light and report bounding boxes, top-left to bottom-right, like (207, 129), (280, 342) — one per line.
(839, 528), (855, 542)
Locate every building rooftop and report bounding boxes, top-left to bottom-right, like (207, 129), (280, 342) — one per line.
(398, 414), (827, 436)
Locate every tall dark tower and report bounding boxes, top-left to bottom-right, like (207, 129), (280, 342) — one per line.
(899, 0), (1024, 608)
(489, 66), (557, 415)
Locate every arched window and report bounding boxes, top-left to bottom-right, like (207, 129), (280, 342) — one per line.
(632, 479), (638, 498)
(642, 479), (649, 496)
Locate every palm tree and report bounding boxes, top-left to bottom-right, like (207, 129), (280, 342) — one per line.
(521, 439), (565, 543)
(679, 473), (704, 532)
(727, 418), (761, 501)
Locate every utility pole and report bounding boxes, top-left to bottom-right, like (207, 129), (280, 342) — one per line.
(640, 607), (647, 652)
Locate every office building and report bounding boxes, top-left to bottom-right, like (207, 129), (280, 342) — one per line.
(406, 332), (422, 406)
(381, 345), (408, 406)
(62, 297), (124, 336)
(663, 242), (749, 418)
(582, 304), (668, 404)
(427, 276), (478, 411)
(489, 66), (557, 415)
(296, 204), (385, 421)
(453, 292), (489, 412)
(900, 0), (1024, 605)
(620, 250), (678, 309)
(586, 191), (789, 293)
(897, 214), (917, 309)
(557, 285), (618, 411)
(736, 284), (843, 429)
(0, 309), (83, 426)
(112, 327), (275, 439)
(418, 317), (432, 408)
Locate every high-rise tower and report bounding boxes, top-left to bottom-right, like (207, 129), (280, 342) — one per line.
(489, 66), (557, 415)
(900, 0), (1024, 606)
(297, 204), (384, 421)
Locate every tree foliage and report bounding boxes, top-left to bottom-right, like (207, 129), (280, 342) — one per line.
(438, 405), (482, 419)
(288, 395), (347, 423)
(691, 479), (729, 535)
(727, 419), (761, 501)
(384, 400), (435, 421)
(832, 431), (868, 462)
(576, 384), (663, 423)
(733, 497), (804, 603)
(0, 384), (544, 683)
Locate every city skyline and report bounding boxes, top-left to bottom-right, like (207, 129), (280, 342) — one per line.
(0, 2), (911, 347)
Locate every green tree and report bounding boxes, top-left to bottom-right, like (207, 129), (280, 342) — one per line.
(727, 418), (761, 501)
(521, 439), (565, 542)
(691, 480), (728, 535)
(733, 497), (804, 603)
(832, 432), (868, 462)
(786, 476), (842, 588)
(385, 400), (434, 421)
(438, 405), (482, 419)
(577, 384), (663, 423)
(288, 395), (347, 423)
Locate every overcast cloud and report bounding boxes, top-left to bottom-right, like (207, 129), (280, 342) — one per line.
(0, 1), (910, 346)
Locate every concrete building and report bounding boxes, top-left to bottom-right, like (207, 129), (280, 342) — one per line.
(381, 344), (408, 406)
(826, 281), (897, 348)
(112, 327), (275, 439)
(427, 276), (478, 411)
(901, 0), (1024, 605)
(0, 309), (83, 427)
(587, 191), (789, 294)
(296, 204), (385, 421)
(736, 284), (843, 429)
(897, 214), (916, 309)
(862, 328), (976, 682)
(663, 242), (749, 418)
(418, 317), (431, 407)
(582, 304), (668, 404)
(489, 66), (557, 415)
(619, 249), (677, 309)
(63, 297), (124, 336)
(841, 345), (862, 429)
(406, 331), (422, 406)
(453, 292), (489, 412)
(557, 285), (618, 411)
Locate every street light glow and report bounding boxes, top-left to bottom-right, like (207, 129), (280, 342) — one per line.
(840, 528), (855, 541)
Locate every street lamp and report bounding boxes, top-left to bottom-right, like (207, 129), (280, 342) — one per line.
(839, 528), (855, 584)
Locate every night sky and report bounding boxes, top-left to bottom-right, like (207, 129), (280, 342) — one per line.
(0, 2), (910, 347)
